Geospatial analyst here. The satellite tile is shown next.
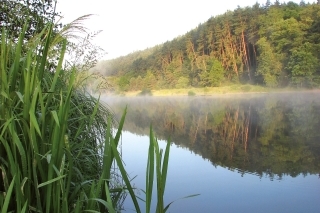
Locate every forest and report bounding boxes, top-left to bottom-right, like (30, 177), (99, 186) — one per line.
(92, 1), (320, 92)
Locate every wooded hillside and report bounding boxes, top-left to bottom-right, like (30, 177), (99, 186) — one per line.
(93, 1), (320, 91)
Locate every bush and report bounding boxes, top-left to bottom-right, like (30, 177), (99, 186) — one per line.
(138, 88), (153, 96)
(188, 90), (196, 96)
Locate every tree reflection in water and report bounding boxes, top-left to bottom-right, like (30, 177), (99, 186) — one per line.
(104, 92), (320, 179)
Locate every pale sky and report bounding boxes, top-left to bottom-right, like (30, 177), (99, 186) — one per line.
(56, 0), (304, 60)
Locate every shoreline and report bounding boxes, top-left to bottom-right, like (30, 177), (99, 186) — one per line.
(98, 86), (320, 97)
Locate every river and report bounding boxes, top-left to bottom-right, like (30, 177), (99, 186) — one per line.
(102, 92), (320, 213)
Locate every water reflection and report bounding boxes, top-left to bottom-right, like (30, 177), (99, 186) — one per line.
(104, 92), (320, 179)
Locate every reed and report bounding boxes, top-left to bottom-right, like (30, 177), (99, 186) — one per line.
(0, 23), (125, 212)
(0, 22), (196, 213)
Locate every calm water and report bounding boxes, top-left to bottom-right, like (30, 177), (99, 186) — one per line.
(102, 92), (320, 213)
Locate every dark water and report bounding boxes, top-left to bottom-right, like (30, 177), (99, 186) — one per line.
(102, 92), (320, 213)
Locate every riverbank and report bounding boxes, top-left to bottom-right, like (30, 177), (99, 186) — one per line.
(104, 85), (318, 97)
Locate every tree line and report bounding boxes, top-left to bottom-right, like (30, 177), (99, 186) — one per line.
(93, 1), (320, 91)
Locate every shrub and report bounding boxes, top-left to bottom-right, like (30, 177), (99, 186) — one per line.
(188, 90), (196, 96)
(138, 88), (153, 96)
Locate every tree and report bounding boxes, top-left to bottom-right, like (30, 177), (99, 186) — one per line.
(200, 58), (225, 87)
(136, 75), (144, 90)
(118, 75), (130, 91)
(269, 18), (304, 56)
(176, 77), (189, 89)
(299, 0), (306, 7)
(0, 0), (60, 40)
(256, 37), (282, 87)
(265, 0), (271, 8)
(282, 1), (301, 20)
(144, 70), (157, 89)
(287, 43), (319, 87)
(95, 3), (320, 90)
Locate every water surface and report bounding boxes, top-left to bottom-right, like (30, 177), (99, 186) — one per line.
(103, 92), (320, 212)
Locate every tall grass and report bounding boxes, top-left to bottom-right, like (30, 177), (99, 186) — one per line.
(0, 23), (126, 212)
(0, 22), (197, 213)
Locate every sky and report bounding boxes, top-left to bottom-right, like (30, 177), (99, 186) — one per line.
(56, 0), (304, 60)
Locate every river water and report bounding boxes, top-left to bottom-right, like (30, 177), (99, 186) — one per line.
(102, 92), (320, 213)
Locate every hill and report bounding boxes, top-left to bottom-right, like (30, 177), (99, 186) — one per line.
(92, 1), (320, 92)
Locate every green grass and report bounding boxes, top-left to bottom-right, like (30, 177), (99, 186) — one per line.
(117, 85), (272, 97)
(0, 23), (125, 212)
(1, 22), (198, 213)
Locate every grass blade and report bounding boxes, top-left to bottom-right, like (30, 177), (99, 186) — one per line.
(1, 175), (15, 213)
(89, 198), (116, 213)
(109, 111), (141, 213)
(163, 194), (200, 212)
(146, 126), (155, 213)
(161, 138), (171, 195)
(38, 175), (67, 188)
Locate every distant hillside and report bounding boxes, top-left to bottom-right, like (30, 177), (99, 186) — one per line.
(93, 1), (320, 92)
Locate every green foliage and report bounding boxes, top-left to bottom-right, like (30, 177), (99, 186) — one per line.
(0, 21), (197, 213)
(269, 18), (304, 54)
(256, 37), (282, 87)
(206, 58), (225, 87)
(129, 76), (141, 91)
(0, 0), (61, 40)
(283, 1), (301, 20)
(287, 43), (319, 87)
(138, 88), (153, 96)
(144, 70), (157, 89)
(0, 24), (127, 212)
(188, 90), (196, 96)
(176, 76), (190, 89)
(93, 2), (320, 90)
(118, 75), (130, 91)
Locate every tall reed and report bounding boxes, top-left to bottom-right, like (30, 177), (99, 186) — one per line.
(0, 22), (197, 213)
(0, 23), (125, 212)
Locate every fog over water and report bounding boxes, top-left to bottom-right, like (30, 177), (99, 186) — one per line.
(101, 92), (320, 213)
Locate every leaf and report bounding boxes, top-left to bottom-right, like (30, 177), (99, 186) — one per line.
(146, 125), (155, 213)
(1, 91), (9, 99)
(20, 201), (28, 213)
(51, 111), (60, 127)
(38, 175), (66, 188)
(161, 138), (171, 195)
(110, 126), (141, 213)
(88, 198), (116, 213)
(21, 177), (28, 195)
(164, 194), (201, 212)
(15, 91), (24, 103)
(29, 112), (41, 137)
(1, 175), (15, 213)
